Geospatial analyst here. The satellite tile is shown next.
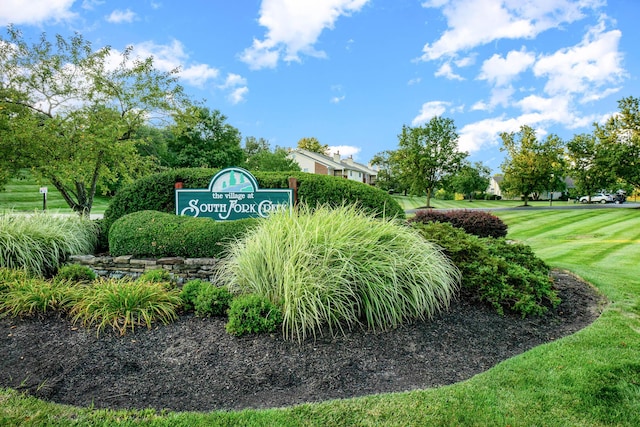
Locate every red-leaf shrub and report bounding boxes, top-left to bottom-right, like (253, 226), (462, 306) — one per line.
(409, 209), (508, 238)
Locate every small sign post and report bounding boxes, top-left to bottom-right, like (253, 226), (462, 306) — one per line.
(175, 167), (293, 221)
(39, 187), (48, 211)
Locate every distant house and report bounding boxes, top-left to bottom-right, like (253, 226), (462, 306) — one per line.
(288, 148), (377, 185)
(487, 175), (576, 200)
(487, 175), (504, 198)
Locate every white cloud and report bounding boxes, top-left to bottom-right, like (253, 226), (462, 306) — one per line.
(458, 116), (523, 153)
(240, 0), (370, 69)
(228, 86), (249, 105)
(408, 77), (422, 85)
(220, 73), (249, 104)
(132, 40), (220, 87)
(533, 18), (625, 101)
(0, 0), (76, 25)
(478, 48), (535, 86)
(435, 62), (464, 80)
(82, 0), (104, 10)
(331, 95), (346, 104)
(412, 101), (451, 126)
(419, 0), (602, 61)
(106, 9), (137, 24)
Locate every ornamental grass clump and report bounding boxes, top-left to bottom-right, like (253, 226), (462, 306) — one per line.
(217, 204), (460, 341)
(0, 276), (79, 317)
(0, 212), (98, 277)
(69, 278), (181, 335)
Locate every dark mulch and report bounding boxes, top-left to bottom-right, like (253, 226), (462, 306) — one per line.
(0, 269), (605, 413)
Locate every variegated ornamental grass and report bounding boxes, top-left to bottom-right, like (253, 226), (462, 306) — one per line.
(217, 204), (460, 341)
(0, 212), (98, 277)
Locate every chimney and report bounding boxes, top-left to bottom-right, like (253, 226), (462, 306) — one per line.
(333, 151), (340, 162)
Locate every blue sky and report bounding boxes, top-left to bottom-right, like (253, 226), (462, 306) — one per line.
(2, 0), (638, 173)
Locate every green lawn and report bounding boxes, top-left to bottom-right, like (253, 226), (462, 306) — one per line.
(392, 194), (572, 210)
(0, 173), (110, 215)
(1, 209), (640, 426)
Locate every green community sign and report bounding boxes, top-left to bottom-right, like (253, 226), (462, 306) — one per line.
(175, 167), (293, 221)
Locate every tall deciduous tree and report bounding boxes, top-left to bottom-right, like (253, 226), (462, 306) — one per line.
(167, 106), (244, 169)
(450, 161), (491, 201)
(0, 27), (189, 215)
(500, 125), (565, 206)
(297, 137), (328, 154)
(243, 137), (300, 172)
(567, 133), (616, 199)
(594, 96), (640, 189)
(394, 117), (467, 208)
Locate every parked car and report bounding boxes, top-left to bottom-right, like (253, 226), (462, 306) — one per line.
(613, 191), (627, 204)
(579, 193), (614, 204)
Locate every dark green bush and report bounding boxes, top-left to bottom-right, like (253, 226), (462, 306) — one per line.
(108, 210), (259, 258)
(179, 279), (207, 311)
(100, 168), (404, 252)
(55, 264), (97, 283)
(194, 284), (232, 317)
(225, 294), (283, 336)
(409, 209), (508, 238)
(412, 222), (559, 317)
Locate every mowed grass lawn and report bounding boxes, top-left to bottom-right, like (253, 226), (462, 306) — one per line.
(393, 194), (575, 210)
(1, 209), (639, 426)
(0, 174), (110, 215)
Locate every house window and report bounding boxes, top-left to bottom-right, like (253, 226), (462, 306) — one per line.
(349, 171), (352, 177)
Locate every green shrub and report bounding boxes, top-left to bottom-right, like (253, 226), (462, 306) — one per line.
(179, 279), (207, 311)
(101, 168), (404, 251)
(194, 284), (232, 317)
(217, 204), (459, 341)
(109, 210), (259, 258)
(409, 209), (508, 238)
(225, 294), (283, 336)
(412, 221), (559, 317)
(69, 278), (181, 335)
(0, 212), (98, 277)
(0, 277), (79, 317)
(138, 269), (172, 284)
(55, 264), (97, 283)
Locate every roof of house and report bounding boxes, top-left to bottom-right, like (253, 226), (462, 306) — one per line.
(290, 148), (377, 175)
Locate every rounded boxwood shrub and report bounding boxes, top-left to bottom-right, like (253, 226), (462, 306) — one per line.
(225, 294), (283, 337)
(179, 279), (207, 311)
(100, 168), (404, 251)
(109, 210), (259, 258)
(194, 284), (232, 317)
(409, 209), (508, 238)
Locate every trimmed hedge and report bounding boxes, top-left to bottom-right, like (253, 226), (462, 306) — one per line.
(100, 168), (404, 251)
(109, 210), (259, 258)
(409, 209), (508, 238)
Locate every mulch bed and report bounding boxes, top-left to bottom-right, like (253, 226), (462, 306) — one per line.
(0, 269), (606, 412)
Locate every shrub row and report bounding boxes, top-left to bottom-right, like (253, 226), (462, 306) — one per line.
(100, 168), (404, 252)
(108, 210), (260, 258)
(412, 222), (559, 316)
(409, 209), (508, 238)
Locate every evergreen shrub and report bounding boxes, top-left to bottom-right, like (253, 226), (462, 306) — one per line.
(193, 284), (232, 317)
(179, 279), (207, 311)
(101, 168), (404, 251)
(108, 210), (259, 258)
(55, 264), (97, 283)
(225, 294), (283, 336)
(412, 221), (559, 316)
(409, 209), (508, 238)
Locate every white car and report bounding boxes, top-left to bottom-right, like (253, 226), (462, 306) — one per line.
(579, 193), (613, 204)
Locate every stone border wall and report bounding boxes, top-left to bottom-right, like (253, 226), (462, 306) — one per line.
(69, 255), (219, 285)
